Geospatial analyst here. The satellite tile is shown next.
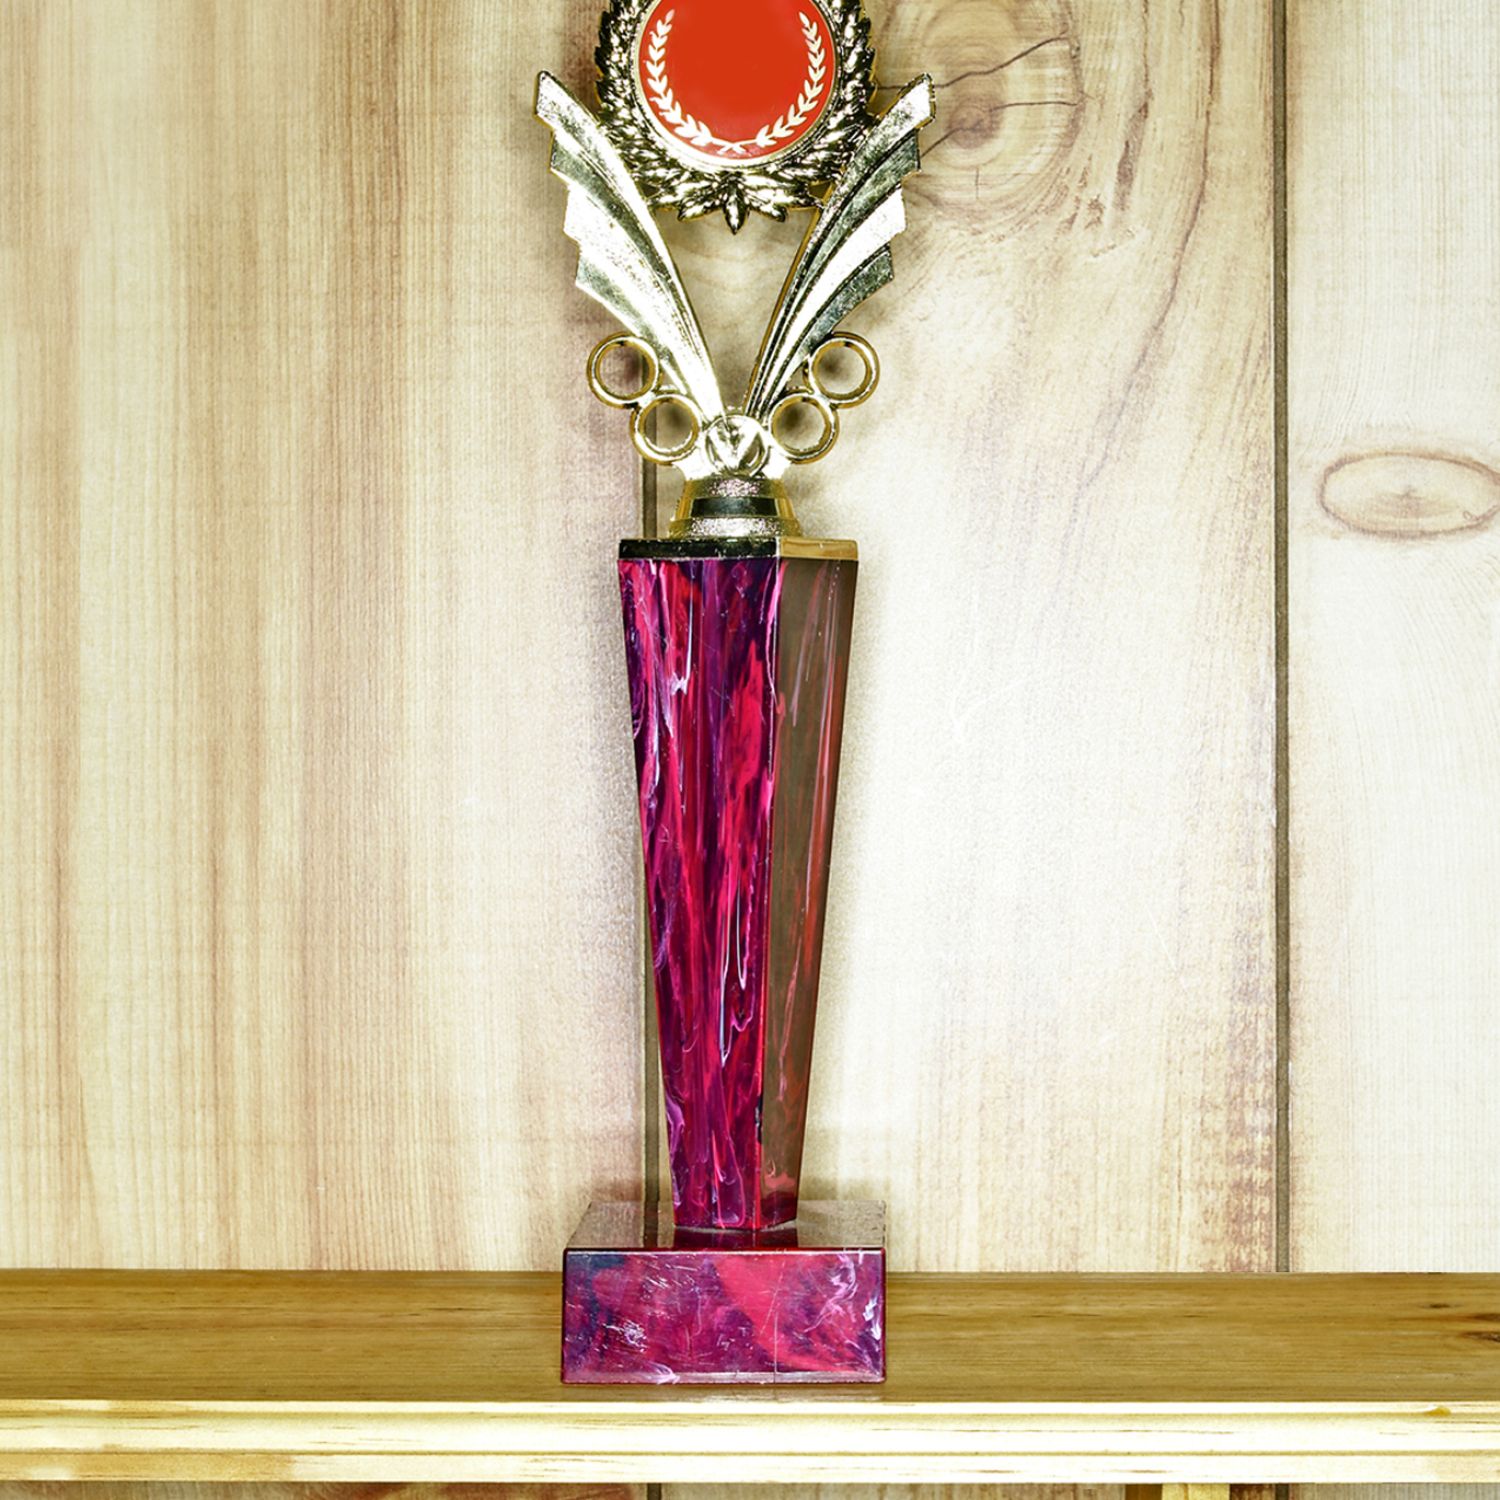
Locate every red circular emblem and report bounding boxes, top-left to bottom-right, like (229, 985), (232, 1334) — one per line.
(635, 0), (837, 168)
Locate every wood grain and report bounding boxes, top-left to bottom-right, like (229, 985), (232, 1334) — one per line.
(1289, 0), (1500, 1269)
(1288, 9), (1500, 1500)
(824, 0), (1277, 1273)
(0, 0), (643, 1272)
(0, 1489), (635, 1500)
(2, 1272), (1499, 1483)
(659, 0), (1277, 1278)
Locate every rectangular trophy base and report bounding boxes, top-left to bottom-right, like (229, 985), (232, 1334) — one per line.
(562, 1200), (885, 1385)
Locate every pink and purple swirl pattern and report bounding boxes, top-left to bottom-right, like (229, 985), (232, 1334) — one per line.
(619, 555), (857, 1231)
(562, 1201), (885, 1384)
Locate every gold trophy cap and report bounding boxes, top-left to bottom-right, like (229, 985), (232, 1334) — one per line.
(536, 0), (933, 537)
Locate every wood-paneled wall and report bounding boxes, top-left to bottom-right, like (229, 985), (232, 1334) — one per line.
(1, 0), (644, 1272)
(1, 2), (1495, 1500)
(1290, 0), (1500, 1275)
(1289, 5), (1500, 1500)
(804, 0), (1276, 1277)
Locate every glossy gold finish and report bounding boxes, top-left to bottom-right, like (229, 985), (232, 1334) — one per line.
(587, 332), (661, 408)
(632, 392), (701, 467)
(810, 330), (880, 407)
(534, 60), (934, 524)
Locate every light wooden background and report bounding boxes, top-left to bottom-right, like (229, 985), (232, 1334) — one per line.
(0, 2), (1494, 1500)
(1288, 7), (1500, 1500)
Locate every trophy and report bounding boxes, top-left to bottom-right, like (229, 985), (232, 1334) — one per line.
(539, 0), (931, 1384)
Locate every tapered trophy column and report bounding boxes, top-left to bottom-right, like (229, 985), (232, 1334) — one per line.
(621, 524), (857, 1232)
(536, 0), (933, 1384)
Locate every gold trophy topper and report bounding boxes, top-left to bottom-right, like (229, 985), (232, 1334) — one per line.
(536, 0), (933, 532)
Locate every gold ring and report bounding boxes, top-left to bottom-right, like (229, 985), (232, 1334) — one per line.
(770, 390), (840, 464)
(632, 393), (702, 466)
(588, 334), (660, 409)
(808, 333), (880, 409)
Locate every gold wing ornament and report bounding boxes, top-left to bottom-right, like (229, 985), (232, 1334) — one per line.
(536, 72), (726, 473)
(746, 79), (935, 435)
(535, 27), (933, 499)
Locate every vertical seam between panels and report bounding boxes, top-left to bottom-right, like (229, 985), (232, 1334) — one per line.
(1273, 0), (1292, 1282)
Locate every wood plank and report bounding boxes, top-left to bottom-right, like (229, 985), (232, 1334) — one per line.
(0, 1489), (634, 1500)
(1289, 0), (1500, 1266)
(1288, 9), (1500, 1500)
(0, 1272), (1499, 1483)
(0, 2), (643, 1271)
(659, 0), (1276, 1275)
(8, 1270), (1500, 1404)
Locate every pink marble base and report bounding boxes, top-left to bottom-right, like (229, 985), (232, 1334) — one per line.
(561, 1201), (885, 1384)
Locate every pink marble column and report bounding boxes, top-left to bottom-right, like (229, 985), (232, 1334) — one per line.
(619, 553), (857, 1231)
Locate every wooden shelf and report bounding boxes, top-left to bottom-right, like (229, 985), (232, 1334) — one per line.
(2, 1271), (1498, 1483)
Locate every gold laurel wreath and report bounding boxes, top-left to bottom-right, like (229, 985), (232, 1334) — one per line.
(596, 0), (876, 230)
